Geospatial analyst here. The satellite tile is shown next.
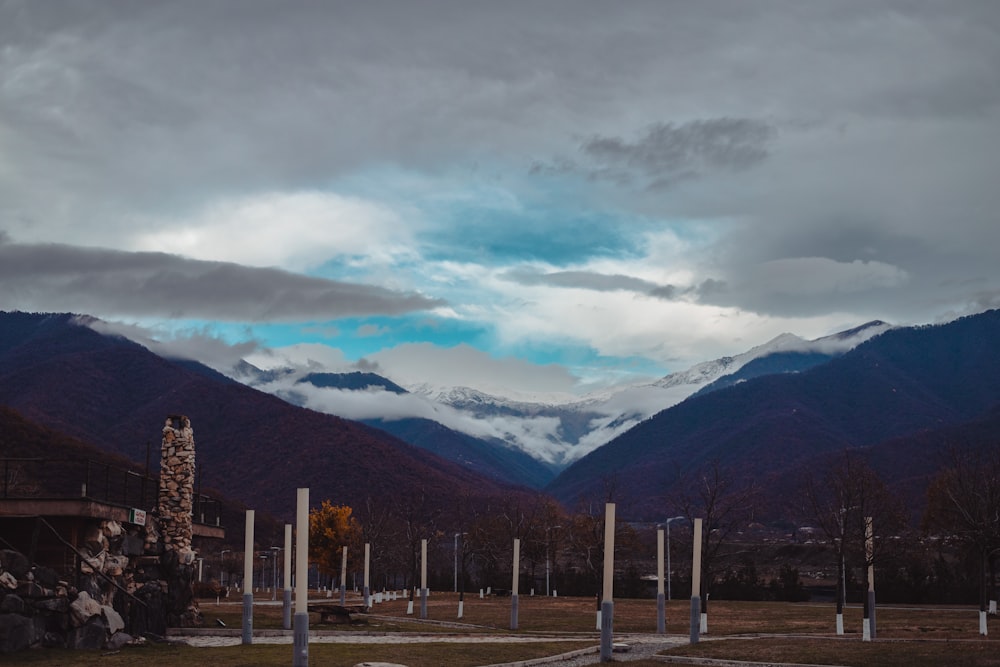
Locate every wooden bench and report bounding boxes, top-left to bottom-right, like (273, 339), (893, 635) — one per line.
(311, 604), (367, 625)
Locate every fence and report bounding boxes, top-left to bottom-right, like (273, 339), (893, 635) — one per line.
(1, 457), (222, 526)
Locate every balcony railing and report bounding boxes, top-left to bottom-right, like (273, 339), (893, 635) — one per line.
(1, 457), (222, 527)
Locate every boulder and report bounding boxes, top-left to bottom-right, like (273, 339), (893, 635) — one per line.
(0, 614), (31, 654)
(0, 594), (25, 614)
(103, 554), (129, 577)
(69, 591), (102, 627)
(32, 596), (70, 614)
(0, 572), (17, 590)
(69, 616), (108, 650)
(102, 605), (125, 635)
(106, 631), (134, 650)
(32, 566), (60, 588)
(0, 550), (29, 579)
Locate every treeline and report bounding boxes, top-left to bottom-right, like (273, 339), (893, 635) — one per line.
(212, 444), (1000, 611)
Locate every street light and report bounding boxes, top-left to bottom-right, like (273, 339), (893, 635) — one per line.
(663, 516), (685, 601)
(220, 550), (230, 588)
(259, 553), (268, 592)
(546, 525), (562, 597)
(270, 546), (282, 600)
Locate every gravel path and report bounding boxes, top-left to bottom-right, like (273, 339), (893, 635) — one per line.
(486, 634), (689, 666)
(170, 630), (691, 665)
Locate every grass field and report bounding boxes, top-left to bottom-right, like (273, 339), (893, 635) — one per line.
(4, 591), (998, 666)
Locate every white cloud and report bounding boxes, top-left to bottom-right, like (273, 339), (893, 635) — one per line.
(244, 343), (351, 372)
(369, 343), (578, 398)
(131, 191), (418, 271)
(266, 379), (570, 464)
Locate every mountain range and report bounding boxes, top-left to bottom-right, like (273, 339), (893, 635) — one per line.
(233, 320), (892, 484)
(0, 312), (531, 525)
(2, 309), (998, 525)
(546, 310), (1000, 518)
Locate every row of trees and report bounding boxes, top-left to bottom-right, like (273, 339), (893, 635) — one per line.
(221, 443), (1000, 631)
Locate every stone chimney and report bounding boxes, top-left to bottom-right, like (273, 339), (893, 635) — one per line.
(158, 415), (195, 563)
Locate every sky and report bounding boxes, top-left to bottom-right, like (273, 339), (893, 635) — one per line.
(2, 0), (999, 398)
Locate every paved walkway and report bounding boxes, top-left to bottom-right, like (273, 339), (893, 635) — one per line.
(167, 628), (696, 666)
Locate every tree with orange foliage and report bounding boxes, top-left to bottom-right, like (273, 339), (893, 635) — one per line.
(309, 500), (362, 577)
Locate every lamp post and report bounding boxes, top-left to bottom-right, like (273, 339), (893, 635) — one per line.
(546, 525), (562, 597)
(259, 553), (267, 591)
(219, 549), (230, 588)
(664, 516), (685, 601)
(270, 546), (281, 600)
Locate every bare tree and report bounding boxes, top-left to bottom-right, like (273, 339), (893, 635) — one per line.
(804, 450), (907, 637)
(672, 460), (759, 633)
(924, 445), (1000, 635)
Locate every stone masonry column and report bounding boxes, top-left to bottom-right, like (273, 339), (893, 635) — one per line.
(159, 415), (195, 558)
(157, 415), (201, 626)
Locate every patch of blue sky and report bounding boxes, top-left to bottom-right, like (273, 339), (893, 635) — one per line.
(334, 165), (654, 266)
(420, 205), (648, 266)
(240, 313), (493, 361)
(500, 338), (667, 386)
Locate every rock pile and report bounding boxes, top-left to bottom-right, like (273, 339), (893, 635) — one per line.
(0, 547), (134, 654)
(0, 414), (207, 654)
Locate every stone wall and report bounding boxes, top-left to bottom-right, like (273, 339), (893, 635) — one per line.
(0, 415), (207, 653)
(0, 535), (142, 654)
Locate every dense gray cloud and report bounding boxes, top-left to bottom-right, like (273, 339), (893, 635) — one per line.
(534, 118), (777, 189)
(0, 241), (444, 320)
(502, 268), (680, 300)
(85, 317), (261, 369)
(1, 0), (999, 387)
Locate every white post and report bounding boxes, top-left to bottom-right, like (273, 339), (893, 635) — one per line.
(511, 538), (520, 630)
(293, 488), (309, 667)
(864, 516), (875, 641)
(420, 539), (428, 619)
(690, 518), (702, 644)
(283, 523), (292, 630)
(656, 527), (665, 634)
(600, 503), (616, 662)
(242, 510), (254, 645)
(340, 546), (348, 605)
(363, 543), (371, 609)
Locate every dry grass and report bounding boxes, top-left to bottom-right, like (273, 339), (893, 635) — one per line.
(7, 593), (999, 666)
(664, 637), (1000, 667)
(0, 641), (595, 667)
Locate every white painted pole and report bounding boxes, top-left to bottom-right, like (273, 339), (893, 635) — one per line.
(293, 488), (309, 667)
(363, 542), (371, 609)
(511, 538), (520, 630)
(420, 538), (428, 619)
(865, 515), (876, 641)
(690, 517), (702, 644)
(600, 503), (616, 662)
(283, 523), (292, 630)
(657, 527), (665, 634)
(242, 510), (254, 645)
(340, 546), (348, 605)
(512, 538), (520, 596)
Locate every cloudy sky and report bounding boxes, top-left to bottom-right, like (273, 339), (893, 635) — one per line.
(3, 0), (999, 397)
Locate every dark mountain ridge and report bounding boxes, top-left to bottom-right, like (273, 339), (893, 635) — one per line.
(547, 309), (1000, 518)
(0, 311), (532, 521)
